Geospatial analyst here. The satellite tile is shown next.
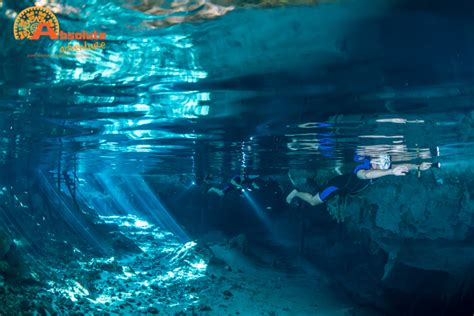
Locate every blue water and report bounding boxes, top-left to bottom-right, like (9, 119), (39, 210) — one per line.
(0, 0), (474, 314)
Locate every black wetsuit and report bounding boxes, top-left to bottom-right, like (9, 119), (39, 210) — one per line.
(318, 158), (372, 202)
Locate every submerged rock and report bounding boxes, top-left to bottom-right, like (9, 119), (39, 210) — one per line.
(0, 230), (12, 259)
(110, 232), (143, 255)
(320, 168), (474, 313)
(199, 305), (212, 311)
(0, 260), (8, 274)
(92, 259), (122, 273)
(223, 290), (233, 297)
(147, 306), (159, 314)
(228, 234), (249, 254)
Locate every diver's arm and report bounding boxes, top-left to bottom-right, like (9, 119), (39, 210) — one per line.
(230, 179), (242, 189)
(357, 165), (409, 180)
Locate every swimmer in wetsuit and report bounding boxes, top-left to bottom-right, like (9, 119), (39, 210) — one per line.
(208, 174), (260, 197)
(286, 154), (433, 206)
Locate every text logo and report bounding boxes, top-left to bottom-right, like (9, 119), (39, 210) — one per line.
(13, 6), (59, 40)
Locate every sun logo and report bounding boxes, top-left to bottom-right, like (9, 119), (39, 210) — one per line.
(13, 6), (59, 40)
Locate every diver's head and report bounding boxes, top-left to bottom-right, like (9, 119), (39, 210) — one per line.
(371, 154), (391, 170)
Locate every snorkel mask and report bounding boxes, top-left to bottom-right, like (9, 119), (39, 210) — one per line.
(372, 154), (391, 170)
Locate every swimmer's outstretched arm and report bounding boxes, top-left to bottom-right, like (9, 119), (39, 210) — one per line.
(357, 167), (404, 180)
(397, 162), (432, 171)
(357, 163), (432, 180)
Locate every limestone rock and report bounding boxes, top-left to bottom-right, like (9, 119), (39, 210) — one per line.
(0, 231), (12, 259)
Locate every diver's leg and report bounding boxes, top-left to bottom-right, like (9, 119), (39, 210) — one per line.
(286, 190), (324, 206)
(295, 191), (324, 206)
(287, 173), (346, 206)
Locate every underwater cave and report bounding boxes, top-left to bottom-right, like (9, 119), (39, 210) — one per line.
(0, 0), (473, 315)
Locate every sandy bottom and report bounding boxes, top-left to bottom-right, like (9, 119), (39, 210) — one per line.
(197, 239), (381, 316)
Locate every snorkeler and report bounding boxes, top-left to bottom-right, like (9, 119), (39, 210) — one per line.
(208, 174), (261, 197)
(286, 154), (433, 206)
